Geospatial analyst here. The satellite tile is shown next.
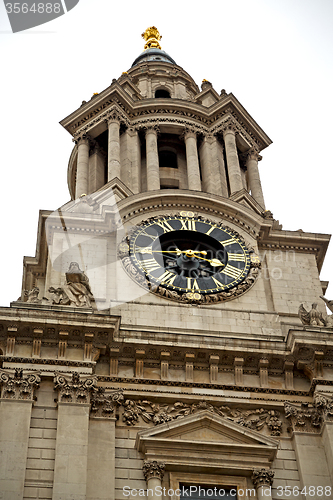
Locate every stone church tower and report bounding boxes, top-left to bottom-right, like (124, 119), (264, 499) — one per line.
(1, 27), (333, 500)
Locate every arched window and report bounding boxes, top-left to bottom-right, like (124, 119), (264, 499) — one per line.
(155, 89), (171, 98)
(159, 150), (178, 169)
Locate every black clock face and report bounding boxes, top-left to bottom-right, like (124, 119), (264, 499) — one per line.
(128, 215), (251, 295)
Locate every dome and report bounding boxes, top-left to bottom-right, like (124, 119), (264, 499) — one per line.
(131, 48), (177, 67)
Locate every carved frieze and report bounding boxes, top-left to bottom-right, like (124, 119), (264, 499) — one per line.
(54, 372), (97, 404)
(0, 368), (41, 400)
(120, 398), (284, 436)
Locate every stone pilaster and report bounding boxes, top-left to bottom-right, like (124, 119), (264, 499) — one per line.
(199, 134), (223, 195)
(252, 469), (274, 500)
(246, 148), (265, 209)
(107, 116), (121, 181)
(52, 372), (97, 500)
(75, 136), (90, 198)
(145, 126), (160, 190)
(0, 369), (41, 499)
(143, 460), (165, 500)
(222, 119), (243, 194)
(184, 129), (201, 191)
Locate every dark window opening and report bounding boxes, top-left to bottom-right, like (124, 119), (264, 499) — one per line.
(159, 150), (178, 169)
(155, 89), (171, 98)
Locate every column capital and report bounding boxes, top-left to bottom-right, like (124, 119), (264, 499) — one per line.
(90, 387), (124, 419)
(143, 460), (165, 481)
(183, 127), (197, 140)
(252, 469), (275, 488)
(0, 368), (41, 400)
(74, 134), (91, 146)
(144, 123), (160, 135)
(246, 148), (262, 163)
(54, 372), (97, 405)
(221, 117), (238, 135)
(105, 105), (127, 125)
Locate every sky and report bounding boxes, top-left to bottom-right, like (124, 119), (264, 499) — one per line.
(0, 0), (332, 309)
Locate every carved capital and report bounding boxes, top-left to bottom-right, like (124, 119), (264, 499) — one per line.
(143, 460), (165, 482)
(75, 134), (91, 146)
(90, 387), (124, 418)
(252, 468), (275, 488)
(144, 123), (160, 135)
(183, 127), (197, 140)
(54, 372), (97, 404)
(220, 117), (238, 135)
(284, 401), (322, 432)
(246, 148), (262, 163)
(0, 368), (41, 400)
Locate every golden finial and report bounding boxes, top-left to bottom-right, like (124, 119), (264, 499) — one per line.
(141, 26), (162, 50)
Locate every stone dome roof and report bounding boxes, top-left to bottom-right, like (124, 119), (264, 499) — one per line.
(131, 48), (177, 67)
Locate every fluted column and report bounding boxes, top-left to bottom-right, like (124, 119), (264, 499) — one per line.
(107, 118), (121, 181)
(145, 126), (160, 191)
(252, 469), (274, 500)
(184, 129), (201, 191)
(222, 121), (243, 194)
(246, 149), (265, 209)
(143, 460), (165, 499)
(75, 136), (90, 198)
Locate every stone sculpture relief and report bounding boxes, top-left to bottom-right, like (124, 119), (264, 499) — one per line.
(298, 303), (327, 327)
(49, 262), (94, 308)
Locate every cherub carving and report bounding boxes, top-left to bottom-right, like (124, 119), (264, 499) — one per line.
(298, 303), (327, 327)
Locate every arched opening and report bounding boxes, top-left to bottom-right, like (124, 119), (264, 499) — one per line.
(155, 89), (171, 98)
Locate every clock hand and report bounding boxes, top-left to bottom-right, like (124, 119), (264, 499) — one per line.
(191, 254), (224, 267)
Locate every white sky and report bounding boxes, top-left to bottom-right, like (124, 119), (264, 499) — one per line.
(0, 0), (332, 308)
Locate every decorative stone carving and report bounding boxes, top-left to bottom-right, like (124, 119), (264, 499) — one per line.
(298, 303), (327, 327)
(54, 372), (97, 404)
(284, 401), (323, 432)
(320, 296), (333, 326)
(252, 469), (275, 488)
(142, 460), (165, 481)
(48, 262), (94, 308)
(0, 368), (41, 400)
(121, 398), (283, 436)
(90, 387), (124, 418)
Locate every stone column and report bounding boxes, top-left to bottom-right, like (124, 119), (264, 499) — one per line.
(246, 149), (265, 209)
(52, 373), (97, 500)
(87, 389), (123, 500)
(199, 134), (223, 195)
(222, 120), (243, 194)
(75, 136), (90, 198)
(121, 127), (141, 193)
(0, 369), (41, 499)
(143, 460), (165, 500)
(184, 129), (201, 191)
(252, 469), (274, 500)
(107, 117), (121, 181)
(145, 126), (160, 191)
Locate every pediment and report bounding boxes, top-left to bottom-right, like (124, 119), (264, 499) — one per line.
(229, 189), (264, 215)
(136, 410), (278, 472)
(195, 87), (220, 107)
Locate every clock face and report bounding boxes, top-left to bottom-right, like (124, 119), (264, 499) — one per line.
(128, 215), (251, 295)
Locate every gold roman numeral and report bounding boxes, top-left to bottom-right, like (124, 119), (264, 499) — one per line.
(212, 276), (224, 288)
(159, 271), (177, 285)
(136, 246), (153, 254)
(180, 219), (196, 231)
(205, 225), (217, 236)
(186, 278), (200, 290)
(154, 220), (174, 233)
(139, 230), (158, 241)
(228, 252), (246, 262)
(219, 237), (236, 247)
(140, 258), (160, 272)
(223, 264), (242, 279)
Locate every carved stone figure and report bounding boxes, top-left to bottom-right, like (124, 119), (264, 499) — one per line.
(24, 287), (41, 303)
(320, 296), (333, 326)
(298, 303), (326, 327)
(49, 262), (94, 308)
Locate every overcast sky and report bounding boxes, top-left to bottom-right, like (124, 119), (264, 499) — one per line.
(0, 0), (332, 309)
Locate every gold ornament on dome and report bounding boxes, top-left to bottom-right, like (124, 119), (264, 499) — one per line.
(141, 26), (162, 50)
